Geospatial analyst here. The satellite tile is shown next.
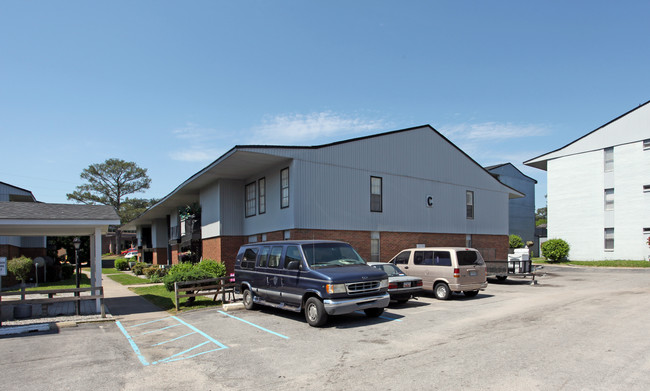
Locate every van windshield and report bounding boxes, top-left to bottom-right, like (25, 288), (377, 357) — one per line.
(457, 250), (485, 266)
(301, 243), (366, 268)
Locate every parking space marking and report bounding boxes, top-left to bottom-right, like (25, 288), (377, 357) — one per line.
(218, 310), (290, 339)
(116, 316), (228, 366)
(354, 311), (404, 322)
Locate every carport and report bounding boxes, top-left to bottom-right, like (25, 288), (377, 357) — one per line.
(0, 202), (120, 313)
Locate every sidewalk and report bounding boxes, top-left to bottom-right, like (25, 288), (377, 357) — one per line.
(101, 273), (170, 322)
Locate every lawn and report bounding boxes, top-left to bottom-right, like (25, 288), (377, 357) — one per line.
(7, 274), (92, 291)
(107, 273), (153, 285)
(533, 258), (650, 267)
(131, 284), (224, 312)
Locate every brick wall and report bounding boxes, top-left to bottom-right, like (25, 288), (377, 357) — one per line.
(151, 248), (168, 265)
(202, 236), (246, 272)
(170, 244), (179, 265)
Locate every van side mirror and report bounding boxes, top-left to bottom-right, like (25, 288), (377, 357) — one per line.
(287, 260), (300, 270)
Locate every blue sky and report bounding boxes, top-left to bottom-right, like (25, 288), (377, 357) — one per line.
(1, 1), (649, 210)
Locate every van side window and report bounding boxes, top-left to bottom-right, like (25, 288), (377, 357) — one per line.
(258, 246), (270, 267)
(393, 251), (410, 264)
(414, 251), (434, 265)
(433, 251), (452, 266)
(242, 247), (259, 269)
(284, 246), (302, 268)
(268, 246), (283, 268)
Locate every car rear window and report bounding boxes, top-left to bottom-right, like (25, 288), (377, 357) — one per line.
(457, 250), (484, 266)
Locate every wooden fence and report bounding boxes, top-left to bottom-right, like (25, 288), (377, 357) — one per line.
(0, 287), (105, 326)
(174, 276), (236, 311)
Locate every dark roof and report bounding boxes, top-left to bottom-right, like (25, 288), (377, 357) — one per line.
(485, 163), (538, 184)
(0, 202), (119, 221)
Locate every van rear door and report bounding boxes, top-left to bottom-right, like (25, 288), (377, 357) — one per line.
(455, 250), (486, 284)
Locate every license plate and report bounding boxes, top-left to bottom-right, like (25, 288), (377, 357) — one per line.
(469, 270), (477, 276)
(403, 282), (411, 288)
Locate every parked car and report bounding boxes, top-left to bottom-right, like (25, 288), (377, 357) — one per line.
(124, 249), (138, 259)
(368, 262), (422, 304)
(235, 240), (390, 327)
(389, 247), (487, 300)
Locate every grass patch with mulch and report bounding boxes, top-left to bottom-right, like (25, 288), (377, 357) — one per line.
(107, 273), (153, 285)
(131, 284), (223, 312)
(533, 258), (650, 267)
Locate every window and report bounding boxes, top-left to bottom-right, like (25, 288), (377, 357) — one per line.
(258, 246), (270, 267)
(433, 251), (452, 266)
(644, 139), (650, 150)
(284, 246), (302, 268)
(370, 176), (382, 212)
(281, 168), (290, 208)
(604, 147), (614, 172)
(644, 185), (650, 193)
(643, 228), (650, 235)
(414, 250), (434, 265)
(245, 182), (256, 217)
(241, 247), (259, 269)
(258, 178), (266, 214)
(604, 228), (614, 250)
(370, 232), (380, 262)
(466, 234), (472, 248)
(604, 188), (614, 210)
(393, 251), (410, 264)
(466, 191), (474, 219)
(268, 246), (284, 268)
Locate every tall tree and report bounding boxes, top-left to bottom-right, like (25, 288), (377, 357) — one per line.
(67, 158), (152, 252)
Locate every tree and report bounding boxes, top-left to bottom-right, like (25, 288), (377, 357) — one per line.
(535, 207), (547, 226)
(67, 158), (152, 252)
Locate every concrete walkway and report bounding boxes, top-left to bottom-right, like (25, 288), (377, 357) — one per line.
(101, 273), (170, 322)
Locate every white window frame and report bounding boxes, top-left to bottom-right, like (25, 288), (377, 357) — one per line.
(258, 177), (266, 214)
(245, 182), (256, 217)
(281, 168), (290, 209)
(604, 188), (614, 210)
(466, 191), (474, 219)
(604, 228), (614, 251)
(370, 176), (382, 212)
(604, 147), (614, 172)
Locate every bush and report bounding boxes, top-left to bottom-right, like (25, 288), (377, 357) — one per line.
(143, 266), (158, 278)
(8, 256), (33, 283)
(131, 262), (148, 276)
(115, 258), (129, 271)
(509, 235), (524, 249)
(61, 263), (75, 280)
(197, 259), (227, 278)
(541, 239), (570, 262)
(163, 262), (213, 292)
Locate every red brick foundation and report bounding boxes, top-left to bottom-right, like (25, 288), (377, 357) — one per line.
(202, 236), (246, 272)
(151, 248), (168, 265)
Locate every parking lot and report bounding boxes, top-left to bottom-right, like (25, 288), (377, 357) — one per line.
(2, 265), (650, 390)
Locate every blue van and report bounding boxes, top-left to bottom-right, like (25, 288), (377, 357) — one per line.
(234, 240), (390, 327)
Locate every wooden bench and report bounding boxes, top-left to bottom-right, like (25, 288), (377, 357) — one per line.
(174, 276), (236, 311)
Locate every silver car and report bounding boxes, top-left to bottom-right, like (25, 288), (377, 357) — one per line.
(368, 262), (422, 304)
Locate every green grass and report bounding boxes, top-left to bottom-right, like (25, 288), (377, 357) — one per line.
(7, 274), (92, 291)
(533, 258), (650, 267)
(82, 267), (121, 275)
(131, 284), (224, 312)
(107, 273), (153, 285)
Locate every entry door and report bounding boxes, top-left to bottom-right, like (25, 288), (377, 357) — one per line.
(279, 245), (303, 306)
(264, 246), (284, 303)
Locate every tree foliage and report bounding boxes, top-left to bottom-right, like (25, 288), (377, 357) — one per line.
(66, 158), (152, 224)
(509, 234), (524, 249)
(535, 207), (547, 226)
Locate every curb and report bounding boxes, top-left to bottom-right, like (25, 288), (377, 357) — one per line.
(0, 323), (50, 336)
(222, 302), (245, 311)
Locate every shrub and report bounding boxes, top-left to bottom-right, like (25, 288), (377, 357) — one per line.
(61, 263), (75, 279)
(197, 259), (227, 278)
(541, 239), (570, 262)
(509, 235), (524, 249)
(131, 262), (148, 276)
(143, 266), (158, 278)
(8, 256), (33, 283)
(115, 258), (129, 271)
(163, 262), (213, 292)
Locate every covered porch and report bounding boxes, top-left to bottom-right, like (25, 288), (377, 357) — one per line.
(0, 202), (120, 315)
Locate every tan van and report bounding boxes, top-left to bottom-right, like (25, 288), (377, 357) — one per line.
(389, 247), (487, 300)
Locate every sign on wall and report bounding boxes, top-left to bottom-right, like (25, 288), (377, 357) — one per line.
(426, 195), (433, 208)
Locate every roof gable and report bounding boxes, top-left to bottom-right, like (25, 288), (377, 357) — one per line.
(525, 99), (650, 170)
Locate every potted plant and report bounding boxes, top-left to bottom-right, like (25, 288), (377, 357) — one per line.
(8, 256), (34, 318)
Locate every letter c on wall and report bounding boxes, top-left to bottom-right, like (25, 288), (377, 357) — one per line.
(426, 195), (433, 208)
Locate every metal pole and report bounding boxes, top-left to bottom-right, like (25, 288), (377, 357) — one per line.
(75, 247), (80, 315)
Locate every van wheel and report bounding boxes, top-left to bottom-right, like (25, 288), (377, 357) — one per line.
(242, 288), (256, 310)
(364, 307), (384, 318)
(463, 290), (479, 297)
(434, 283), (451, 300)
(305, 297), (328, 327)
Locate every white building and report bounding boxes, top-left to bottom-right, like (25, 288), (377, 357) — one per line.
(525, 101), (650, 261)
(125, 125), (522, 270)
